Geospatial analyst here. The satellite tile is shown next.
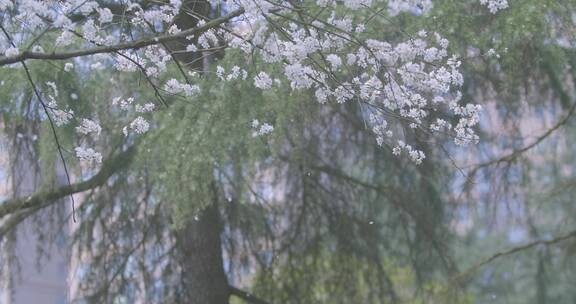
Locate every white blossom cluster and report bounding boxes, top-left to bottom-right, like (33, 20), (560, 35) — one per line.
(485, 48), (500, 58)
(164, 79), (200, 96)
(216, 65), (248, 81)
(123, 116), (150, 136)
(64, 62), (74, 72)
(114, 46), (173, 77)
(51, 108), (74, 127)
(76, 118), (102, 136)
(0, 0), (489, 164)
(479, 0), (509, 14)
(111, 96), (153, 137)
(222, 6), (481, 163)
(42, 81), (104, 165)
(392, 141), (426, 165)
(136, 103), (156, 113)
(44, 82), (74, 127)
(253, 72), (273, 89)
(251, 120), (274, 137)
(75, 147), (103, 164)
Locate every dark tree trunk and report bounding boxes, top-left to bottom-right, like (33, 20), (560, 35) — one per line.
(163, 0), (212, 70)
(168, 2), (231, 302)
(175, 203), (230, 303)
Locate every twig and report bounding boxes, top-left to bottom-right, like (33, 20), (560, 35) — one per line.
(229, 286), (272, 304)
(0, 146), (136, 220)
(450, 229), (576, 285)
(0, 24), (79, 222)
(0, 8), (244, 66)
(470, 64), (576, 173)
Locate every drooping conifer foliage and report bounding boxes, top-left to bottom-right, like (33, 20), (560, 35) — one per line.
(1, 0), (576, 303)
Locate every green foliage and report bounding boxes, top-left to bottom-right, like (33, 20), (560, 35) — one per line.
(252, 245), (474, 303)
(2, 1), (576, 302)
(136, 50), (320, 227)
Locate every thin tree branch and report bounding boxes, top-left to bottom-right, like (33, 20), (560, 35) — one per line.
(0, 24), (80, 221)
(450, 229), (576, 285)
(0, 8), (244, 67)
(229, 285), (272, 304)
(0, 146), (136, 221)
(471, 100), (576, 171)
(470, 61), (576, 173)
(0, 208), (38, 238)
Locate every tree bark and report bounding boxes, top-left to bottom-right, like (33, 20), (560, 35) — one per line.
(175, 203), (230, 303)
(168, 2), (233, 300)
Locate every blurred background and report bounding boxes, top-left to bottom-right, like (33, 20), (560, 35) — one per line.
(1, 0), (576, 303)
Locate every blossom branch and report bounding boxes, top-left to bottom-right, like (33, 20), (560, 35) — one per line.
(0, 146), (136, 222)
(0, 23), (82, 221)
(0, 8), (244, 67)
